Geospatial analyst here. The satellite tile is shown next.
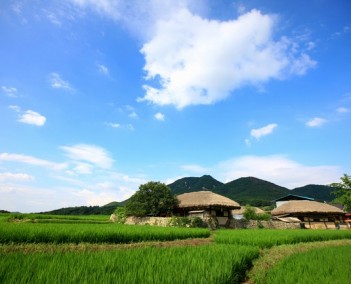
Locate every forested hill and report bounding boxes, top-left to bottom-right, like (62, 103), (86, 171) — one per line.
(38, 201), (127, 215)
(168, 175), (335, 206)
(168, 175), (224, 195)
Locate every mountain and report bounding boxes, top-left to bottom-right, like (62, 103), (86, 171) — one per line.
(168, 176), (334, 207)
(215, 177), (290, 206)
(168, 175), (224, 195)
(291, 184), (335, 202)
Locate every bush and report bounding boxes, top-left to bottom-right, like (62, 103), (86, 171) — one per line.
(168, 217), (204, 228)
(114, 207), (127, 224)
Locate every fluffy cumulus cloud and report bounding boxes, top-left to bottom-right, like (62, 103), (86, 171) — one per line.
(306, 117), (328, 127)
(60, 144), (114, 169)
(250, 123), (278, 139)
(139, 9), (316, 108)
(18, 110), (46, 126)
(68, 1), (316, 109)
(154, 112), (165, 121)
(215, 155), (342, 189)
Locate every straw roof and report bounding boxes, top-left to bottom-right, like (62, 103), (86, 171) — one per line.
(177, 191), (240, 209)
(271, 200), (344, 216)
(231, 207), (265, 215)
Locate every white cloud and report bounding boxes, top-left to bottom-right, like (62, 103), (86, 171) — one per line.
(306, 117), (328, 127)
(336, 107), (349, 113)
(215, 155), (342, 189)
(0, 172), (34, 181)
(49, 72), (73, 90)
(128, 111), (138, 119)
(0, 153), (67, 171)
(139, 9), (316, 108)
(60, 144), (114, 169)
(106, 122), (121, 128)
(250, 123), (278, 139)
(2, 86), (18, 97)
(98, 64), (109, 76)
(154, 112), (165, 121)
(72, 162), (93, 175)
(18, 110), (46, 126)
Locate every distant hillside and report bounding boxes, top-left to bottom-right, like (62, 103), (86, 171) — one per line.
(215, 177), (290, 206)
(168, 175), (224, 195)
(39, 200), (127, 215)
(168, 176), (334, 207)
(291, 184), (335, 202)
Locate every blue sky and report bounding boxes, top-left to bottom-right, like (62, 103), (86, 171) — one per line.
(1, 0), (350, 212)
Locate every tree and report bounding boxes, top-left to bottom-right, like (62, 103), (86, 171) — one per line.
(125, 182), (178, 217)
(330, 174), (351, 211)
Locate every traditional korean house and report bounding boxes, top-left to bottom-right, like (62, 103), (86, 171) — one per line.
(175, 191), (240, 226)
(274, 194), (314, 208)
(271, 200), (345, 229)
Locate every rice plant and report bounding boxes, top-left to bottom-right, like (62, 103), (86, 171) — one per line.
(214, 229), (351, 248)
(0, 222), (210, 244)
(0, 244), (259, 284)
(265, 245), (351, 284)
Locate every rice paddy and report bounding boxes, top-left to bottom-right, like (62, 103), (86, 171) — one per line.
(0, 221), (210, 244)
(214, 228), (351, 248)
(265, 245), (351, 284)
(1, 213), (350, 284)
(0, 244), (259, 284)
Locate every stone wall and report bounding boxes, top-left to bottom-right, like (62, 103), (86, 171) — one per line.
(125, 216), (171, 227)
(228, 219), (301, 229)
(125, 216), (301, 229)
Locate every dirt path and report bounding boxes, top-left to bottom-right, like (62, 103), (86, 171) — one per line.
(0, 237), (213, 254)
(244, 239), (351, 284)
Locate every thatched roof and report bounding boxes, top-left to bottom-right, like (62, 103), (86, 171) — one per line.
(271, 200), (344, 216)
(177, 191), (240, 209)
(231, 207), (265, 215)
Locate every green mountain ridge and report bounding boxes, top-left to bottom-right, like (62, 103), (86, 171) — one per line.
(37, 175), (335, 214)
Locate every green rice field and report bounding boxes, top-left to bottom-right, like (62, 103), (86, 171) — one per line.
(0, 244), (259, 284)
(265, 245), (351, 284)
(1, 213), (351, 284)
(0, 221), (210, 244)
(214, 228), (351, 248)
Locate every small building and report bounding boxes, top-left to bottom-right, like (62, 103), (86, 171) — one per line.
(274, 194), (314, 208)
(271, 200), (345, 229)
(175, 191), (240, 226)
(231, 206), (265, 220)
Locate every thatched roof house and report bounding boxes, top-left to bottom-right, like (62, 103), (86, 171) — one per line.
(271, 200), (344, 229)
(271, 200), (344, 216)
(177, 191), (240, 210)
(175, 191), (240, 226)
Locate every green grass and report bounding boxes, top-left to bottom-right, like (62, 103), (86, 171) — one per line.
(7, 213), (110, 224)
(265, 245), (351, 284)
(214, 229), (351, 248)
(0, 222), (210, 244)
(0, 244), (259, 284)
